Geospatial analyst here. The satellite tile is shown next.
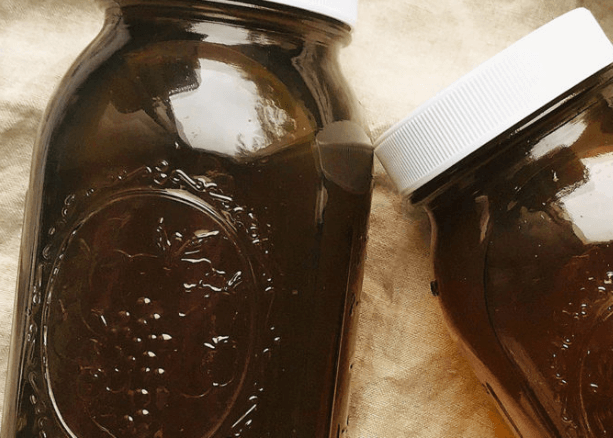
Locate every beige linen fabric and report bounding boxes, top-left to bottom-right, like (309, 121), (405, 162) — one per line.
(1, 1), (612, 437)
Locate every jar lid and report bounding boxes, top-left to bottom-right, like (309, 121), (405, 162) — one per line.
(375, 8), (613, 195)
(264, 0), (357, 27)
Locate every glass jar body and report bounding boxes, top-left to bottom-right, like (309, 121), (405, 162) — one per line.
(1, 3), (373, 437)
(419, 66), (613, 438)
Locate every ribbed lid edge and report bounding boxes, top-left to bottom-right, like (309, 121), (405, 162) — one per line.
(264, 0), (357, 26)
(375, 8), (613, 195)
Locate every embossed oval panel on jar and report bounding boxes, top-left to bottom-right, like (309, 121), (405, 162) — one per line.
(42, 190), (258, 438)
(484, 147), (613, 437)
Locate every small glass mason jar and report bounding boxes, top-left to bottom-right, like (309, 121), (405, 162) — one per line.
(376, 8), (613, 438)
(1, 1), (373, 437)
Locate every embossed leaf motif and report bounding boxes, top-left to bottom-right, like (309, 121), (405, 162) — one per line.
(45, 193), (256, 438)
(579, 315), (613, 436)
(547, 246), (613, 437)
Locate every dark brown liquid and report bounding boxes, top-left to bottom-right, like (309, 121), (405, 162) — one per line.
(418, 69), (613, 438)
(3, 6), (372, 438)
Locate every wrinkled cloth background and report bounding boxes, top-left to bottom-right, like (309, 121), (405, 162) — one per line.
(1, 1), (613, 437)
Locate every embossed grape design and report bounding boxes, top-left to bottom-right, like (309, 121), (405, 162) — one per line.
(43, 191), (258, 437)
(549, 245), (613, 437)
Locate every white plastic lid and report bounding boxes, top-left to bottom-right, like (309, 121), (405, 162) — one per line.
(375, 8), (613, 195)
(264, 0), (358, 27)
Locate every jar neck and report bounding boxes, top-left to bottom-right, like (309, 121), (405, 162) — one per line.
(100, 0), (350, 46)
(409, 64), (613, 211)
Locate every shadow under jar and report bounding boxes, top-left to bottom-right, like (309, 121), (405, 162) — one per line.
(1, 1), (373, 437)
(376, 8), (613, 438)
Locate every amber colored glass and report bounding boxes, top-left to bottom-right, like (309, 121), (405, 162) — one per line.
(1, 1), (373, 437)
(412, 65), (613, 438)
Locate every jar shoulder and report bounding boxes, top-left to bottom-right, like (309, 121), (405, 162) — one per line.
(39, 19), (362, 165)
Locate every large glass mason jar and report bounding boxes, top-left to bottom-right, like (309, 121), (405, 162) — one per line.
(1, 1), (373, 437)
(376, 9), (613, 438)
